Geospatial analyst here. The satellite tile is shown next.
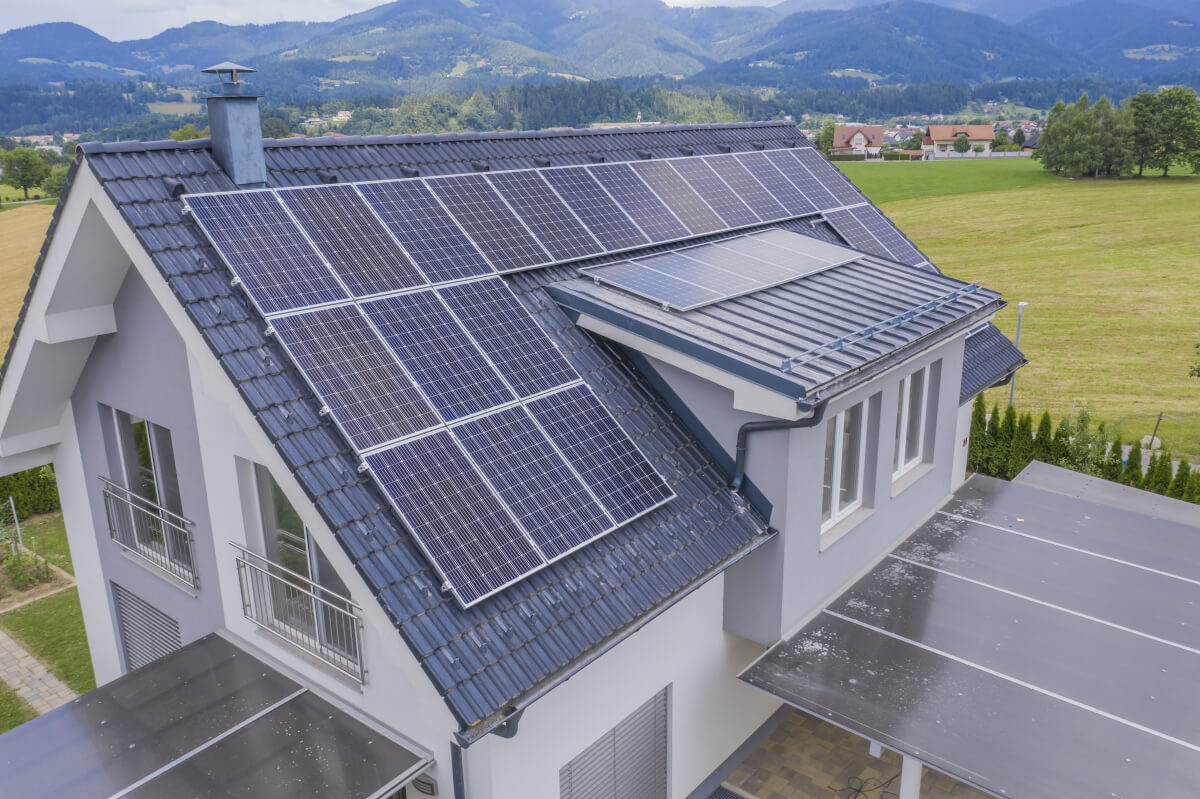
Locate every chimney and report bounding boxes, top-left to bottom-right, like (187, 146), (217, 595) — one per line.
(202, 62), (267, 188)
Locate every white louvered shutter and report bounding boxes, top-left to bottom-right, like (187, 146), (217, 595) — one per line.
(560, 687), (669, 799)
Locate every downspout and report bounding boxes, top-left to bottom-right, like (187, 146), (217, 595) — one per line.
(731, 401), (828, 492)
(452, 741), (466, 799)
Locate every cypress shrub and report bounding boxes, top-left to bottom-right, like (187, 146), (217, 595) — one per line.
(1100, 436), (1123, 481)
(1148, 451), (1173, 495)
(1123, 440), (1144, 487)
(1187, 471), (1200, 504)
(1168, 459), (1191, 499)
(991, 405), (1017, 478)
(1144, 451), (1160, 492)
(1051, 418), (1071, 466)
(1032, 412), (1053, 463)
(0, 465), (61, 519)
(967, 394), (987, 473)
(1006, 412), (1035, 478)
(982, 405), (1001, 477)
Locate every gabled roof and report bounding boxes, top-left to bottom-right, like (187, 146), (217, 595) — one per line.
(29, 122), (814, 740)
(926, 124), (994, 142)
(959, 322), (1026, 404)
(833, 125), (884, 148)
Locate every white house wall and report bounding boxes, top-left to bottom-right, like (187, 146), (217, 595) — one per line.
(467, 575), (779, 799)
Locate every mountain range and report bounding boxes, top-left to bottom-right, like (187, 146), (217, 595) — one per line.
(0, 0), (1196, 92)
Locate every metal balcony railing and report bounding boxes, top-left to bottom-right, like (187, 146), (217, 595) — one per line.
(232, 543), (365, 683)
(100, 476), (197, 588)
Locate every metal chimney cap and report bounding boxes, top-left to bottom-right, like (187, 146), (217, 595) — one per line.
(202, 62), (256, 76)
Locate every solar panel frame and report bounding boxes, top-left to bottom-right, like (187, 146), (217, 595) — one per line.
(701, 154), (789, 222)
(629, 160), (726, 235)
(355, 180), (495, 283)
(426, 174), (552, 272)
(271, 304), (441, 451)
(732, 152), (817, 217)
(540, 167), (650, 252)
(527, 384), (674, 524)
(185, 191), (348, 315)
(366, 432), (545, 607)
(763, 149), (840, 211)
(277, 184), (428, 298)
(588, 163), (691, 243)
(361, 290), (515, 422)
(666, 157), (760, 229)
(453, 405), (614, 560)
(485, 170), (604, 262)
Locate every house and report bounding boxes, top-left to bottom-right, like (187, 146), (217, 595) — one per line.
(12, 62), (1166, 799)
(921, 124), (996, 157)
(831, 125), (883, 156)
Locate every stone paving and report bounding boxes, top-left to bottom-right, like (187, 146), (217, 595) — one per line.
(0, 627), (76, 714)
(723, 712), (991, 799)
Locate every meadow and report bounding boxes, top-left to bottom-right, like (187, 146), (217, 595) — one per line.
(0, 203), (53, 355)
(842, 158), (1200, 458)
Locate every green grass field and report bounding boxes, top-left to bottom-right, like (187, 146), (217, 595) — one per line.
(839, 159), (1200, 457)
(0, 680), (36, 734)
(21, 513), (73, 575)
(0, 589), (95, 695)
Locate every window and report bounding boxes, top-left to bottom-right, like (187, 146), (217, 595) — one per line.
(822, 401), (868, 529)
(894, 366), (929, 478)
(560, 687), (669, 799)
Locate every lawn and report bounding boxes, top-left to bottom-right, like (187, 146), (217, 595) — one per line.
(0, 203), (54, 355)
(0, 588), (96, 695)
(841, 159), (1200, 458)
(0, 680), (36, 734)
(19, 513), (72, 575)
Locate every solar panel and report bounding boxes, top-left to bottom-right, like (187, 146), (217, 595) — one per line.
(822, 208), (891, 259)
(486, 170), (603, 262)
(361, 291), (514, 422)
(541, 167), (649, 251)
(702, 155), (789, 222)
(763, 149), (839, 210)
(667, 158), (760, 228)
(437, 277), (579, 397)
(685, 240), (796, 284)
(733, 152), (817, 216)
(186, 191), (347, 315)
(792, 147), (864, 207)
(427, 174), (551, 272)
(588, 163), (691, 242)
(271, 305), (440, 450)
(630, 160), (725, 235)
(454, 405), (612, 559)
(582, 259), (726, 310)
(278, 185), (427, 297)
(848, 205), (927, 265)
(356, 180), (493, 283)
(527, 384), (673, 523)
(366, 432), (545, 607)
(712, 229), (845, 277)
(638, 251), (762, 297)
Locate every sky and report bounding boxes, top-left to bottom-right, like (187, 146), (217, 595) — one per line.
(2, 0), (775, 42)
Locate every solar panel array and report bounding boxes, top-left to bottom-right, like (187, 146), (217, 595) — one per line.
(583, 228), (862, 310)
(821, 206), (929, 267)
(183, 142), (921, 605)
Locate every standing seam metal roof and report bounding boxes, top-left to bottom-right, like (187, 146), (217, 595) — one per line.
(25, 123), (838, 738)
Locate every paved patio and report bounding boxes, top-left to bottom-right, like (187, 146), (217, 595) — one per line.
(722, 711), (992, 799)
(0, 627), (76, 714)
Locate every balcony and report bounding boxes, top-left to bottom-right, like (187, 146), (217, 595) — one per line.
(232, 544), (364, 683)
(100, 476), (197, 588)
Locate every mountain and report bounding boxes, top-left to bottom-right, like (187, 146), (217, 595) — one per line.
(696, 0), (1088, 89)
(1019, 0), (1200, 76)
(770, 0), (1191, 25)
(0, 22), (146, 82)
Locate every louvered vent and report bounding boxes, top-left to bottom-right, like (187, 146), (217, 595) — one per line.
(559, 687), (668, 799)
(113, 583), (182, 671)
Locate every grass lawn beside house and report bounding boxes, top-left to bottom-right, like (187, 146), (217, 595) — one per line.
(0, 588), (96, 695)
(19, 513), (73, 575)
(840, 158), (1200, 458)
(0, 679), (37, 734)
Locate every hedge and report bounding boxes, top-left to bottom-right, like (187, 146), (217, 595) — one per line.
(0, 465), (61, 519)
(828, 154), (867, 161)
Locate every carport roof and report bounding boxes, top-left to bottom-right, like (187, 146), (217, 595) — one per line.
(741, 464), (1200, 799)
(0, 634), (430, 798)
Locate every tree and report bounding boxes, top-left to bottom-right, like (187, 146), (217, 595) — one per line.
(991, 405), (1017, 478)
(1051, 417), (1070, 465)
(1012, 128), (1027, 147)
(953, 135), (971, 154)
(1154, 86), (1200, 176)
(1123, 439), (1143, 486)
(1144, 451), (1161, 492)
(261, 117), (291, 139)
(1100, 435), (1123, 481)
(992, 129), (1009, 150)
(901, 131), (923, 150)
(967, 394), (987, 473)
(1148, 450), (1174, 494)
(1006, 412), (1035, 479)
(1065, 408), (1101, 472)
(1092, 96), (1134, 176)
(1, 148), (51, 199)
(169, 123), (209, 141)
(1032, 411), (1053, 463)
(1169, 459), (1190, 499)
(1186, 471), (1200, 504)
(982, 404), (1001, 476)
(1128, 91), (1161, 177)
(818, 123), (835, 155)
(40, 165), (69, 198)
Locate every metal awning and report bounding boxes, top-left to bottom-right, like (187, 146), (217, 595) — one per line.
(741, 464), (1200, 799)
(0, 633), (431, 798)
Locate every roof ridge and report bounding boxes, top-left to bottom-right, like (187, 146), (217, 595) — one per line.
(80, 120), (801, 156)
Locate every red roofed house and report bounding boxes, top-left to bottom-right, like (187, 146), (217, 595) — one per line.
(832, 125), (884, 157)
(922, 124), (995, 158)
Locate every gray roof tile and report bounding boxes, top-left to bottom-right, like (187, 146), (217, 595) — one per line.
(960, 323), (1027, 404)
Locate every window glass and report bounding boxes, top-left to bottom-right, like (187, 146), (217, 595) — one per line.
(822, 422), (836, 523)
(840, 403), (863, 508)
(894, 383), (905, 472)
(905, 370), (926, 463)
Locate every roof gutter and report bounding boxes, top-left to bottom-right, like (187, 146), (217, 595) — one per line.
(731, 400), (828, 493)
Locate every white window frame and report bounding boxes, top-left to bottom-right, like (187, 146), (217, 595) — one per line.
(822, 401), (869, 532)
(893, 365), (930, 480)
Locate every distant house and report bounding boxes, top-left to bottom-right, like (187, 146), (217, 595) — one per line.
(922, 124), (995, 157)
(832, 125), (884, 156)
(1021, 130), (1040, 152)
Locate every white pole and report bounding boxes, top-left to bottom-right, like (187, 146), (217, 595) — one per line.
(899, 755), (923, 799)
(9, 497), (20, 551)
(1009, 301), (1029, 407)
